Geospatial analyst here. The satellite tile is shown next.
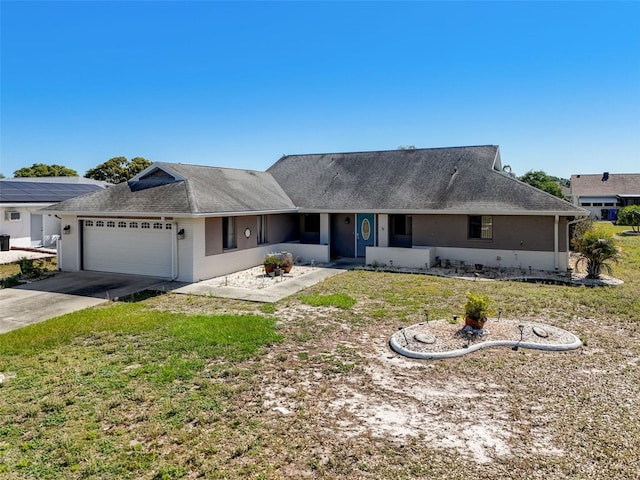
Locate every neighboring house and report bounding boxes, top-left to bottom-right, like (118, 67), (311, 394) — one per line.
(0, 177), (108, 248)
(570, 172), (640, 220)
(43, 145), (587, 282)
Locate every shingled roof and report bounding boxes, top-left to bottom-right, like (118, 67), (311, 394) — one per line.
(42, 146), (587, 217)
(570, 173), (640, 197)
(42, 163), (297, 216)
(268, 146), (585, 215)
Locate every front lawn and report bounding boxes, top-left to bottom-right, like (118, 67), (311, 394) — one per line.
(1, 224), (638, 479)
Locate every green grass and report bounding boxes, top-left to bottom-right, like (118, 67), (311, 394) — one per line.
(0, 304), (282, 479)
(298, 292), (356, 309)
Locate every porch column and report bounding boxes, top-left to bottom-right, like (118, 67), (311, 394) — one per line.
(320, 213), (330, 245)
(554, 215), (559, 271)
(378, 214), (389, 247)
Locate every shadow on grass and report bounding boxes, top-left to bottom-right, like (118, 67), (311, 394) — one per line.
(119, 289), (166, 303)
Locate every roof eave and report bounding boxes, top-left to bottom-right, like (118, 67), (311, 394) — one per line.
(43, 208), (299, 217)
(297, 208), (588, 216)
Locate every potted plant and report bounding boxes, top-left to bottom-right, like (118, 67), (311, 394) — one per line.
(263, 254), (281, 275)
(263, 252), (294, 275)
(463, 292), (492, 329)
(279, 252), (294, 273)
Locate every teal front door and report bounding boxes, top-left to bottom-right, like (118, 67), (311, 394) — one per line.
(356, 213), (375, 257)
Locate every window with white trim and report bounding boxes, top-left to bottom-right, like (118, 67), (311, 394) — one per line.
(106, 221), (115, 228)
(118, 221), (127, 228)
(85, 220), (94, 227)
(129, 221), (138, 228)
(141, 222), (150, 229)
(153, 222), (163, 229)
(96, 221), (104, 227)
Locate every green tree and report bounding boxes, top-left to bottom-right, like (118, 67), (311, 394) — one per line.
(85, 156), (152, 184)
(518, 170), (566, 199)
(574, 226), (621, 279)
(616, 205), (640, 233)
(13, 163), (78, 177)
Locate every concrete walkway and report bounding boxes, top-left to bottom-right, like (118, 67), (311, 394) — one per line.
(165, 265), (348, 302)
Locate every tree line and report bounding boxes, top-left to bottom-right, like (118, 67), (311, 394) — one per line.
(8, 157), (152, 184)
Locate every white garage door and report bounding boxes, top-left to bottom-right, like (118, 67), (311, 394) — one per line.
(83, 219), (173, 278)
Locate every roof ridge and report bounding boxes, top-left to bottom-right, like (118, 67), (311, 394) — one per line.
(278, 145), (498, 159)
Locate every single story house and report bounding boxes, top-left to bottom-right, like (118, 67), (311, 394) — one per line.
(43, 145), (587, 281)
(570, 172), (640, 220)
(0, 177), (108, 248)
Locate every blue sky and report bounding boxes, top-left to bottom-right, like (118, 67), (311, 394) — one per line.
(1, 1), (638, 179)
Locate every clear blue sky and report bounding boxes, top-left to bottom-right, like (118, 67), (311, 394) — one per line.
(1, 1), (639, 179)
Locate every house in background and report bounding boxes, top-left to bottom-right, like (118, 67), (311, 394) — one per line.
(0, 177), (108, 249)
(570, 172), (640, 220)
(43, 145), (587, 282)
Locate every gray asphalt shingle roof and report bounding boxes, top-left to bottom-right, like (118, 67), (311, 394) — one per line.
(42, 146), (586, 217)
(570, 173), (640, 197)
(42, 163), (296, 215)
(268, 146), (584, 214)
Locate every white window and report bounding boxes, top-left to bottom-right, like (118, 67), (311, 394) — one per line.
(96, 221), (104, 227)
(106, 221), (115, 228)
(4, 211), (20, 222)
(118, 221), (127, 228)
(153, 222), (163, 229)
(129, 221), (138, 228)
(141, 222), (150, 229)
(165, 223), (172, 230)
(85, 220), (94, 227)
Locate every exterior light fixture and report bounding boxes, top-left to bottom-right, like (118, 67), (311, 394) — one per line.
(63, 225), (71, 234)
(177, 228), (185, 240)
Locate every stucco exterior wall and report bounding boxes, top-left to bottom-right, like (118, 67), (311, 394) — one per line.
(413, 214), (568, 252)
(0, 206), (61, 248)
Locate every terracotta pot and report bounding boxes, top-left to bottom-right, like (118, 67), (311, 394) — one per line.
(264, 264), (276, 274)
(465, 316), (486, 329)
(283, 265), (292, 274)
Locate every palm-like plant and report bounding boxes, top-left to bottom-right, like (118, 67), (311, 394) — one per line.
(574, 228), (621, 279)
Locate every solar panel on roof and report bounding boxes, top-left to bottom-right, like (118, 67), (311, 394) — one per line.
(0, 181), (104, 203)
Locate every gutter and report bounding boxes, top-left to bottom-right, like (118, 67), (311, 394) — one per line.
(40, 208), (300, 217)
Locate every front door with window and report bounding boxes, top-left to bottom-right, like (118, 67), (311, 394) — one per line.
(356, 213), (375, 257)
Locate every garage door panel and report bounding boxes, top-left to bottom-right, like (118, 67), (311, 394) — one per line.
(83, 219), (173, 278)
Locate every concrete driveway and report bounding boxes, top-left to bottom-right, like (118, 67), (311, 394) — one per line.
(0, 271), (166, 334)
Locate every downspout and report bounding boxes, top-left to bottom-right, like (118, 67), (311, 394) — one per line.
(171, 222), (179, 280)
(554, 215), (559, 271)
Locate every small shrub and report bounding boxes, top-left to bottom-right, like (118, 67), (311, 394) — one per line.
(574, 227), (621, 279)
(18, 258), (46, 278)
(463, 292), (492, 320)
